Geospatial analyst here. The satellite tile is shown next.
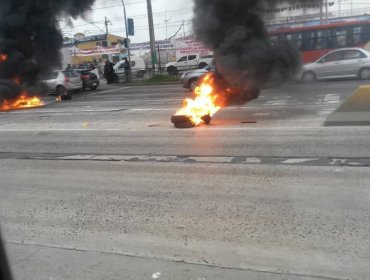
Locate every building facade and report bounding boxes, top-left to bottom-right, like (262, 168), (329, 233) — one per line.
(63, 33), (125, 67)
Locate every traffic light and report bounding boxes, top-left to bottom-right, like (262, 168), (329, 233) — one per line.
(123, 38), (128, 48)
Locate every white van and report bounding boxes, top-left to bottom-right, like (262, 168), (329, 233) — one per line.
(114, 56), (146, 78)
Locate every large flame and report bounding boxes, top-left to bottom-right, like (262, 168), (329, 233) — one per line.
(0, 94), (45, 111)
(175, 73), (225, 125)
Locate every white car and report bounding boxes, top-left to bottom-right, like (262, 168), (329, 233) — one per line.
(42, 70), (83, 96)
(166, 54), (213, 75)
(298, 48), (370, 82)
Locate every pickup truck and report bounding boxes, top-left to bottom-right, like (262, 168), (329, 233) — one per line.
(165, 54), (213, 75)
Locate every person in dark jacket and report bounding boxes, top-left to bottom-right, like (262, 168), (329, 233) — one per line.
(104, 60), (115, 84)
(123, 58), (130, 83)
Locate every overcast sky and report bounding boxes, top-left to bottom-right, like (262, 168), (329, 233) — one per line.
(60, 0), (369, 43)
(61, 0), (194, 43)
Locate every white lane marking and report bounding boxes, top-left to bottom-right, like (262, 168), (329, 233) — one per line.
(80, 109), (122, 112)
(246, 157), (262, 163)
(330, 159), (348, 165)
(152, 272), (161, 279)
(282, 158), (318, 164)
(187, 156), (234, 163)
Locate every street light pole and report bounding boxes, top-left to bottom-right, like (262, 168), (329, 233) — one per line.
(146, 0), (157, 74)
(121, 0), (131, 65)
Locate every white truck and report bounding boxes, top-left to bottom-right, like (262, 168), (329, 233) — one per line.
(165, 54), (213, 75)
(114, 55), (147, 79)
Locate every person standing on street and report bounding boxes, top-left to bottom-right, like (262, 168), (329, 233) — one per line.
(65, 64), (72, 72)
(123, 58), (131, 83)
(104, 60), (111, 84)
(109, 60), (116, 83)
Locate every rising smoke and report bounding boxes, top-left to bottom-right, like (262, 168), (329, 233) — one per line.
(193, 0), (309, 104)
(0, 0), (95, 102)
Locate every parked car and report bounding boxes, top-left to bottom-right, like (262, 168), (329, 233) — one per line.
(42, 70), (83, 96)
(74, 69), (100, 90)
(181, 64), (215, 91)
(166, 54), (213, 75)
(114, 56), (146, 79)
(298, 48), (370, 82)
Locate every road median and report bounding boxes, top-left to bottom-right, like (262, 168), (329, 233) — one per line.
(325, 85), (370, 126)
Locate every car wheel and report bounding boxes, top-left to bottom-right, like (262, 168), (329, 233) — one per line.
(90, 85), (98, 90)
(167, 66), (178, 76)
(188, 79), (198, 92)
(301, 71), (316, 83)
(359, 68), (370, 80)
(56, 86), (67, 96)
(198, 63), (207, 69)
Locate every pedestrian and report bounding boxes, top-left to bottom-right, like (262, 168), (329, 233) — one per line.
(108, 60), (115, 84)
(65, 63), (72, 72)
(104, 60), (110, 84)
(123, 58), (131, 83)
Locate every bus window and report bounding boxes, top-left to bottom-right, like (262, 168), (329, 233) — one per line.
(334, 29), (348, 47)
(315, 30), (328, 50)
(285, 32), (303, 50)
(352, 26), (363, 45)
(303, 31), (315, 51)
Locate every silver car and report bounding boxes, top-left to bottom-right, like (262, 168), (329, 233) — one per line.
(181, 65), (214, 91)
(298, 48), (370, 82)
(43, 70), (83, 96)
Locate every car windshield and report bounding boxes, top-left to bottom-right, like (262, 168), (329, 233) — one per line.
(1, 2), (370, 280)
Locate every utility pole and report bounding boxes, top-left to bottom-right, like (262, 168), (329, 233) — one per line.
(120, 0), (131, 67)
(338, 0), (341, 17)
(146, 0), (157, 74)
(325, 0), (329, 24)
(319, 0), (323, 25)
(104, 16), (110, 35)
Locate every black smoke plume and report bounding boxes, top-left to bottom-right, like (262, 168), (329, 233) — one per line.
(193, 0), (308, 104)
(0, 0), (95, 103)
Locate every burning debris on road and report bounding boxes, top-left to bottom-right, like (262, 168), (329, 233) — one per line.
(172, 0), (308, 128)
(0, 0), (95, 111)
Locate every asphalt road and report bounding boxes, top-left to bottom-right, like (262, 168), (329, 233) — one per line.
(0, 80), (370, 280)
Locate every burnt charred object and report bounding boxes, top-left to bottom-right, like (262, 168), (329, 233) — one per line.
(60, 94), (72, 101)
(171, 115), (195, 129)
(201, 114), (212, 125)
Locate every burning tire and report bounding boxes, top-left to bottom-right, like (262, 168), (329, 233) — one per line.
(171, 115), (195, 128)
(174, 121), (195, 129)
(171, 115), (192, 124)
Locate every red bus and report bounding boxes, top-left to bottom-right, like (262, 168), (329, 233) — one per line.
(269, 20), (370, 64)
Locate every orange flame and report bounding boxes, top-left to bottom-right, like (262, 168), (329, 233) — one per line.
(0, 54), (7, 62)
(0, 93), (45, 111)
(175, 73), (225, 125)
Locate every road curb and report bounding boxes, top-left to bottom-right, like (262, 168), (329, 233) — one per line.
(325, 85), (370, 126)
